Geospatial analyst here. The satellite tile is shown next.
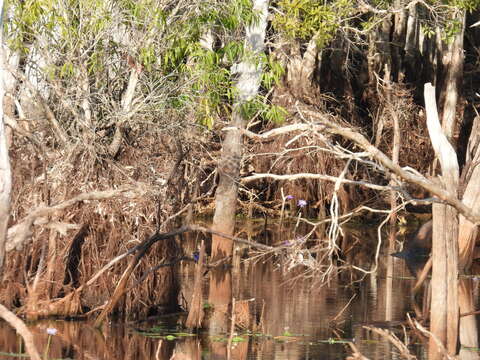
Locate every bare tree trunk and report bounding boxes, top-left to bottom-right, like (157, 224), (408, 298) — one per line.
(424, 83), (459, 358)
(211, 110), (243, 259)
(440, 11), (465, 143)
(386, 65), (400, 322)
(0, 0), (12, 276)
(392, 0), (407, 80)
(286, 36), (319, 99)
(207, 0), (269, 339)
(185, 241), (205, 329)
(458, 279), (479, 360)
(211, 0), (269, 259)
(458, 115), (480, 269)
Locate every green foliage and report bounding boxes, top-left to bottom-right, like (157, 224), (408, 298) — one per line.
(419, 7), (469, 43)
(60, 62), (75, 78)
(273, 0), (354, 48)
(262, 54), (285, 89)
(447, 0), (480, 11)
(443, 18), (463, 41)
(239, 96), (288, 124)
(265, 104), (288, 124)
(420, 23), (435, 38)
(6, 0), (280, 131)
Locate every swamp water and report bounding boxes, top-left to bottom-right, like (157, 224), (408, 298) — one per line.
(0, 222), (466, 359)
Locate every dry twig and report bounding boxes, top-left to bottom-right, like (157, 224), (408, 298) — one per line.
(363, 325), (416, 359)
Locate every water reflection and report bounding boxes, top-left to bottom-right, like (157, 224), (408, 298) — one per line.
(0, 222), (477, 359)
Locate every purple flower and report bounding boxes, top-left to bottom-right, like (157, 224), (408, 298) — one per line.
(297, 199), (307, 207)
(296, 236), (306, 243)
(285, 195), (294, 200)
(283, 240), (292, 246)
(46, 328), (57, 336)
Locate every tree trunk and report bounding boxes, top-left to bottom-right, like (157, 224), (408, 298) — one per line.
(211, 110), (243, 260)
(424, 83), (459, 358)
(440, 11), (465, 143)
(0, 0), (12, 276)
(211, 0), (269, 259)
(458, 279), (479, 359)
(458, 114), (480, 269)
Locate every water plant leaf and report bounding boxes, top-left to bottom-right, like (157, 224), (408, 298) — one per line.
(232, 336), (246, 343)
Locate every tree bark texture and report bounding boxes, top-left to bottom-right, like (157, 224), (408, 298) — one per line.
(440, 11), (465, 143)
(458, 115), (480, 270)
(0, 0), (12, 276)
(458, 279), (479, 358)
(211, 0), (269, 259)
(424, 83), (459, 358)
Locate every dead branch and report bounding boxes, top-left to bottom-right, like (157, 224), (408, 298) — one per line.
(83, 223), (274, 295)
(225, 122), (325, 139)
(346, 341), (370, 360)
(331, 293), (356, 324)
(412, 257), (432, 295)
(235, 104), (480, 223)
(0, 304), (41, 360)
(7, 66), (68, 146)
(92, 224), (274, 325)
(363, 326), (416, 359)
(93, 234), (151, 327)
(413, 319), (455, 360)
(109, 67), (140, 157)
(296, 106), (480, 224)
(6, 185), (148, 252)
(242, 172), (391, 192)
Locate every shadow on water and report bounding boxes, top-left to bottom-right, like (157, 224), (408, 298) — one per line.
(0, 220), (472, 359)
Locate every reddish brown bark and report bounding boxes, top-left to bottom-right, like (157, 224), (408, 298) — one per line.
(211, 111), (243, 260)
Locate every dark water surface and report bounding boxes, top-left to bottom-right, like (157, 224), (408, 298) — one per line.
(0, 222), (449, 359)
